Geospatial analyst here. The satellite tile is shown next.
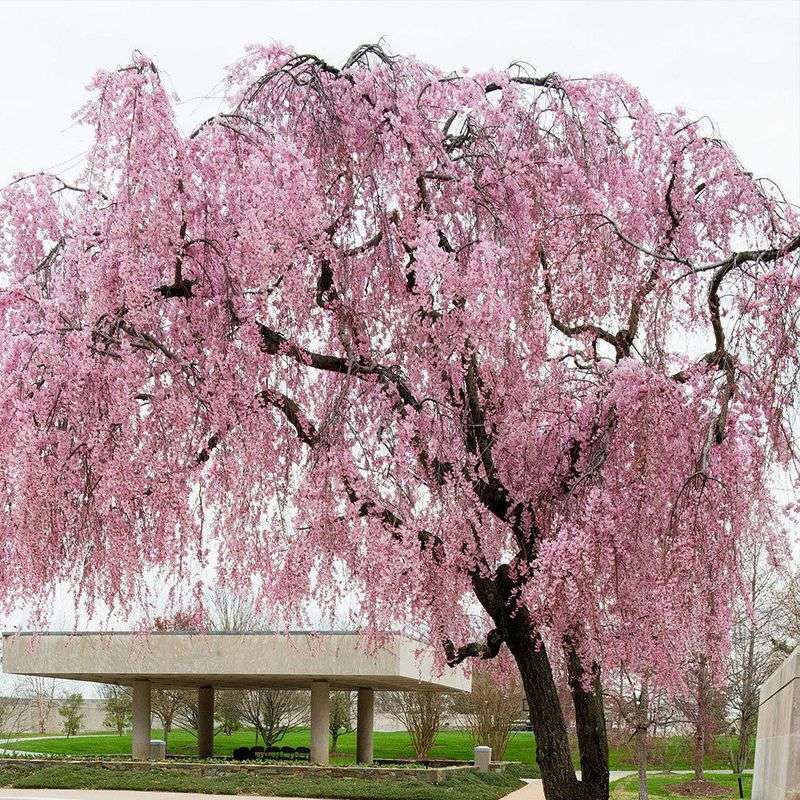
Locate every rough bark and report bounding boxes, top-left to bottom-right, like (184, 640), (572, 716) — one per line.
(566, 642), (610, 798)
(471, 572), (609, 800)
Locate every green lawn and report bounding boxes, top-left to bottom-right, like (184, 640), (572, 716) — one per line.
(8, 729), (752, 772)
(8, 728), (540, 766)
(612, 773), (752, 799)
(0, 761), (529, 799)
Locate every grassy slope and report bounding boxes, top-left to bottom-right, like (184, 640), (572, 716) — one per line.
(0, 762), (529, 800)
(8, 729), (752, 771)
(612, 773), (752, 799)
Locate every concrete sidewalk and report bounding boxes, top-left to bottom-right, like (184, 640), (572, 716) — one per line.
(0, 790), (331, 800)
(502, 778), (545, 799)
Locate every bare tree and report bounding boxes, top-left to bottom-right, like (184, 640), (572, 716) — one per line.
(451, 666), (523, 761)
(215, 689), (243, 736)
(645, 688), (684, 773)
(381, 691), (446, 759)
(173, 690), (204, 737)
(208, 588), (262, 632)
(726, 544), (782, 774)
(238, 688), (309, 747)
(676, 656), (727, 781)
(152, 688), (187, 744)
(774, 567), (800, 655)
(20, 676), (57, 734)
(606, 671), (653, 800)
(0, 694), (24, 740)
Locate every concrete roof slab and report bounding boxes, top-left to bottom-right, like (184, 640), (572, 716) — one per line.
(1, 632), (470, 693)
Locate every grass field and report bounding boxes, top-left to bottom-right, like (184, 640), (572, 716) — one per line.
(0, 761), (529, 799)
(7, 728), (753, 772)
(611, 773), (752, 799)
(8, 728), (537, 765)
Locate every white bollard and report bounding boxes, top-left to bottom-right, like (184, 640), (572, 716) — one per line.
(149, 739), (166, 760)
(474, 745), (492, 772)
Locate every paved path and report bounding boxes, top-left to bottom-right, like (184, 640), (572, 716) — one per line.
(0, 791), (331, 800)
(498, 769), (754, 800)
(502, 778), (545, 800)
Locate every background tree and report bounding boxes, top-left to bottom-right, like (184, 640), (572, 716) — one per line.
(774, 568), (800, 655)
(238, 688), (309, 748)
(174, 691), (200, 737)
(19, 677), (57, 734)
(329, 691), (353, 754)
(725, 542), (782, 775)
(605, 671), (655, 800)
(451, 662), (523, 761)
(0, 694), (23, 741)
(381, 691), (446, 759)
(151, 688), (185, 747)
(57, 692), (84, 738)
(101, 684), (132, 735)
(214, 690), (243, 737)
(675, 657), (727, 782)
(1, 43), (798, 800)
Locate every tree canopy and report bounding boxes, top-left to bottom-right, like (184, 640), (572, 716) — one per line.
(1, 43), (798, 698)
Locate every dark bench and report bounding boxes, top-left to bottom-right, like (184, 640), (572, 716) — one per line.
(233, 744), (312, 762)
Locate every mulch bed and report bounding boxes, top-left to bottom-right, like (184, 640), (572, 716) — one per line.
(671, 779), (732, 797)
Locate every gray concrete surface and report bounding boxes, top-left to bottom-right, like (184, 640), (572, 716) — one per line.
(1, 632), (469, 693)
(752, 645), (800, 800)
(0, 791), (332, 800)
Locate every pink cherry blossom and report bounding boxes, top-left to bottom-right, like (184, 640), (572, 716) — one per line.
(1, 45), (797, 799)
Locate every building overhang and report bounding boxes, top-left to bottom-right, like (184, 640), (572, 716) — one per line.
(1, 631), (470, 693)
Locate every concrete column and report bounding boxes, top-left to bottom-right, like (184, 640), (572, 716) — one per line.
(310, 681), (330, 765)
(198, 685), (215, 759)
(356, 687), (375, 764)
(131, 680), (151, 760)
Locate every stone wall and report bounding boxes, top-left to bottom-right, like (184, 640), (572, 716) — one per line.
(0, 757), (495, 784)
(752, 647), (800, 800)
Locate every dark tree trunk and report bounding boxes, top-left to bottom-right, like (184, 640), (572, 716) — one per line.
(506, 633), (587, 799)
(566, 642), (610, 798)
(473, 571), (609, 800)
(693, 664), (707, 781)
(694, 724), (705, 781)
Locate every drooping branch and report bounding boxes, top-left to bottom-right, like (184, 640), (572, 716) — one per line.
(620, 170), (682, 354)
(540, 248), (621, 357)
(484, 74), (558, 93)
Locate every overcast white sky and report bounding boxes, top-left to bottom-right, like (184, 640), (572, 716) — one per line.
(0, 0), (798, 201)
(0, 0), (798, 692)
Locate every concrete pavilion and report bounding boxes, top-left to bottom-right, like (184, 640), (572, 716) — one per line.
(1, 631), (469, 765)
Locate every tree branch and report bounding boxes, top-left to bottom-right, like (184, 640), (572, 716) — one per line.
(258, 323), (421, 411)
(443, 628), (504, 666)
(259, 388), (318, 446)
